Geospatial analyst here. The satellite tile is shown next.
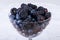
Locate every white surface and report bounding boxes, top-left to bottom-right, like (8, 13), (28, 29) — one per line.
(0, 0), (60, 40)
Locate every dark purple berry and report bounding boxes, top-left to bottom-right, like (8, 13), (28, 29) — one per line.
(28, 3), (37, 9)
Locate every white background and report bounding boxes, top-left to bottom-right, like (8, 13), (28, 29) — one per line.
(0, 0), (60, 40)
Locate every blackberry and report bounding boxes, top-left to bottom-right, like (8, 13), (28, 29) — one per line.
(10, 8), (17, 15)
(37, 6), (44, 11)
(21, 3), (29, 10)
(28, 3), (37, 9)
(19, 9), (28, 20)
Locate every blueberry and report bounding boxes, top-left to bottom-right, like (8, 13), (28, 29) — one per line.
(31, 18), (36, 22)
(16, 13), (20, 20)
(31, 9), (36, 14)
(28, 29), (33, 35)
(30, 9), (36, 17)
(45, 12), (51, 19)
(17, 20), (22, 24)
(15, 20), (23, 28)
(28, 3), (37, 9)
(28, 29), (32, 33)
(19, 23), (24, 29)
(9, 15), (16, 20)
(10, 8), (17, 15)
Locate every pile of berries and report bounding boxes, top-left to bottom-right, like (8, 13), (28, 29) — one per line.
(10, 3), (51, 36)
(10, 3), (51, 22)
